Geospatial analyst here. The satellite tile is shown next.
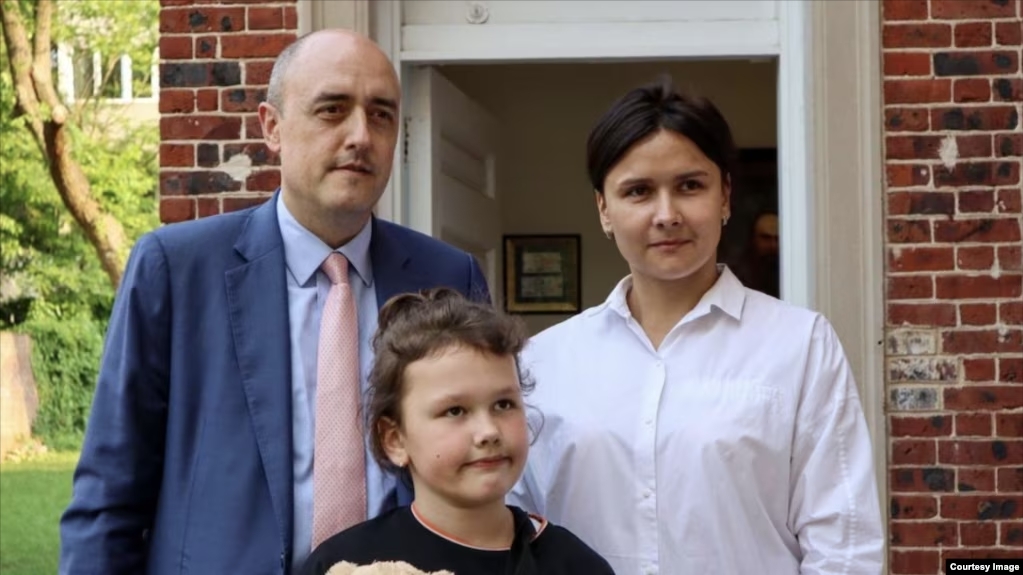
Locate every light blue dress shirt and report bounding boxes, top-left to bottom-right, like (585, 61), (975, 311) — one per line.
(276, 195), (397, 570)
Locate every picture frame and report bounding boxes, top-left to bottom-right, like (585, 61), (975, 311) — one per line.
(502, 234), (581, 314)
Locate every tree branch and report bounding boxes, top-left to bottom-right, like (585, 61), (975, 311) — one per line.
(31, 0), (67, 122)
(0, 0), (46, 152)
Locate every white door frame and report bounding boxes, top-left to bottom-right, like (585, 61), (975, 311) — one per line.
(300, 1), (887, 562)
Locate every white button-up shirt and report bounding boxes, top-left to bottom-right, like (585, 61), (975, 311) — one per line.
(509, 268), (883, 575)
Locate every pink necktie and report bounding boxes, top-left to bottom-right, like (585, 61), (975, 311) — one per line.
(312, 253), (367, 548)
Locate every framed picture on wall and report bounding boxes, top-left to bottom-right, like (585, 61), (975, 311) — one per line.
(503, 234), (581, 314)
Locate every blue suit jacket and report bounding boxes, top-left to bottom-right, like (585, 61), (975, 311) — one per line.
(59, 196), (489, 574)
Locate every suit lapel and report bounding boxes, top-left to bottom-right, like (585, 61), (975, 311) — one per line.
(225, 195), (294, 549)
(370, 217), (421, 307)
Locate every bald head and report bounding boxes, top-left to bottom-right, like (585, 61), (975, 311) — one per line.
(266, 29), (398, 114)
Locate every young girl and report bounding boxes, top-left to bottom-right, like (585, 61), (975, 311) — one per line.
(300, 288), (614, 575)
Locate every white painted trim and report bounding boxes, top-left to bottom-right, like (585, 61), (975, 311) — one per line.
(400, 21), (779, 62)
(776, 0), (814, 310)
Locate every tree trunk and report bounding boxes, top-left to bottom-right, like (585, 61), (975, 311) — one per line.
(1, 0), (127, 287)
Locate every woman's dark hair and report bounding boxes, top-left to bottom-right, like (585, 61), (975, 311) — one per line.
(366, 288), (533, 474)
(586, 75), (738, 194)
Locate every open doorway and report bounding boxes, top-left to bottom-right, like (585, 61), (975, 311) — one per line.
(417, 60), (779, 334)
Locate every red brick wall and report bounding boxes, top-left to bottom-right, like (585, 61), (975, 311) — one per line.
(157, 0), (296, 223)
(882, 0), (1023, 572)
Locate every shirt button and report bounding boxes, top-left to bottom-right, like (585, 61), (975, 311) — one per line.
(643, 490), (652, 499)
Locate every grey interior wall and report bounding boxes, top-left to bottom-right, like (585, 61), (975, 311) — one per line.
(435, 60), (778, 334)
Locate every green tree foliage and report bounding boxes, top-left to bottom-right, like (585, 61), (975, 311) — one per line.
(1, 0), (160, 449)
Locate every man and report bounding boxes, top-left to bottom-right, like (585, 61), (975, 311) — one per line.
(60, 30), (488, 574)
(731, 210), (779, 297)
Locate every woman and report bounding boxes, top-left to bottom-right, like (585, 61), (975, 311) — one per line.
(509, 79), (883, 574)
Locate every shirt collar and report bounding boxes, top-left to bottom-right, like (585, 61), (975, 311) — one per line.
(275, 193), (373, 287)
(595, 264), (746, 323)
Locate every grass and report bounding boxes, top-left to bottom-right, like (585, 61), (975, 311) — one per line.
(0, 451), (78, 575)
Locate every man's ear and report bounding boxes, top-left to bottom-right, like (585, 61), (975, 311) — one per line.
(258, 102), (282, 153)
(379, 416), (408, 468)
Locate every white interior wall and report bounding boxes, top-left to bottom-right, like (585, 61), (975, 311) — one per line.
(436, 60), (778, 334)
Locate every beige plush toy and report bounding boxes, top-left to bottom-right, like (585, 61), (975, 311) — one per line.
(325, 561), (455, 575)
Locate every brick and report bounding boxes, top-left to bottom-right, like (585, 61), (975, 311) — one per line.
(892, 466), (953, 493)
(245, 61), (275, 85)
(885, 52), (932, 76)
(195, 36), (217, 59)
(955, 413), (994, 437)
(221, 33), (296, 58)
(945, 386), (1023, 410)
(935, 161), (1020, 187)
(942, 548), (1023, 560)
(888, 357), (957, 381)
(884, 78), (952, 104)
(161, 62), (241, 88)
(246, 170), (281, 192)
(934, 51), (1020, 77)
(890, 549), (940, 574)
(197, 197), (220, 218)
(893, 439), (937, 464)
(883, 0), (928, 20)
(891, 494), (941, 518)
(244, 115), (263, 139)
(995, 21), (1022, 46)
(937, 275), (1023, 299)
(998, 188), (1022, 213)
(890, 521), (958, 546)
(935, 219), (1021, 243)
(883, 23), (953, 48)
(959, 302), (997, 325)
(283, 5), (297, 29)
(943, 328), (1023, 354)
(159, 143), (194, 168)
(941, 494), (1022, 520)
(937, 437), (1018, 466)
(960, 522), (998, 545)
(160, 171), (243, 196)
(955, 22), (994, 47)
(886, 135), (941, 160)
(248, 7), (284, 30)
(223, 195), (271, 213)
(998, 245), (1022, 270)
(197, 143), (219, 168)
(996, 133), (1023, 157)
(887, 165), (931, 188)
(888, 275), (934, 299)
(221, 88), (267, 113)
(891, 246), (956, 271)
(992, 77), (1022, 102)
(999, 522), (1023, 546)
(224, 142), (278, 166)
(999, 468), (1023, 492)
(196, 89), (218, 112)
(963, 357), (997, 382)
(1001, 357), (1023, 384)
(958, 468), (997, 492)
(890, 386), (942, 410)
(886, 108), (930, 132)
(160, 116), (242, 141)
(996, 414), (1023, 437)
(954, 78), (992, 102)
(159, 7), (245, 34)
(159, 36), (192, 60)
(159, 89), (194, 114)
(887, 329), (938, 355)
(931, 0), (1018, 19)
(889, 303), (958, 326)
(932, 106), (1020, 131)
(958, 191), (996, 214)
(888, 191), (955, 216)
(1001, 301), (1023, 324)
(159, 198), (195, 224)
(888, 220), (932, 243)
(956, 246), (995, 271)
(959, 134), (995, 158)
(892, 415), (953, 437)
